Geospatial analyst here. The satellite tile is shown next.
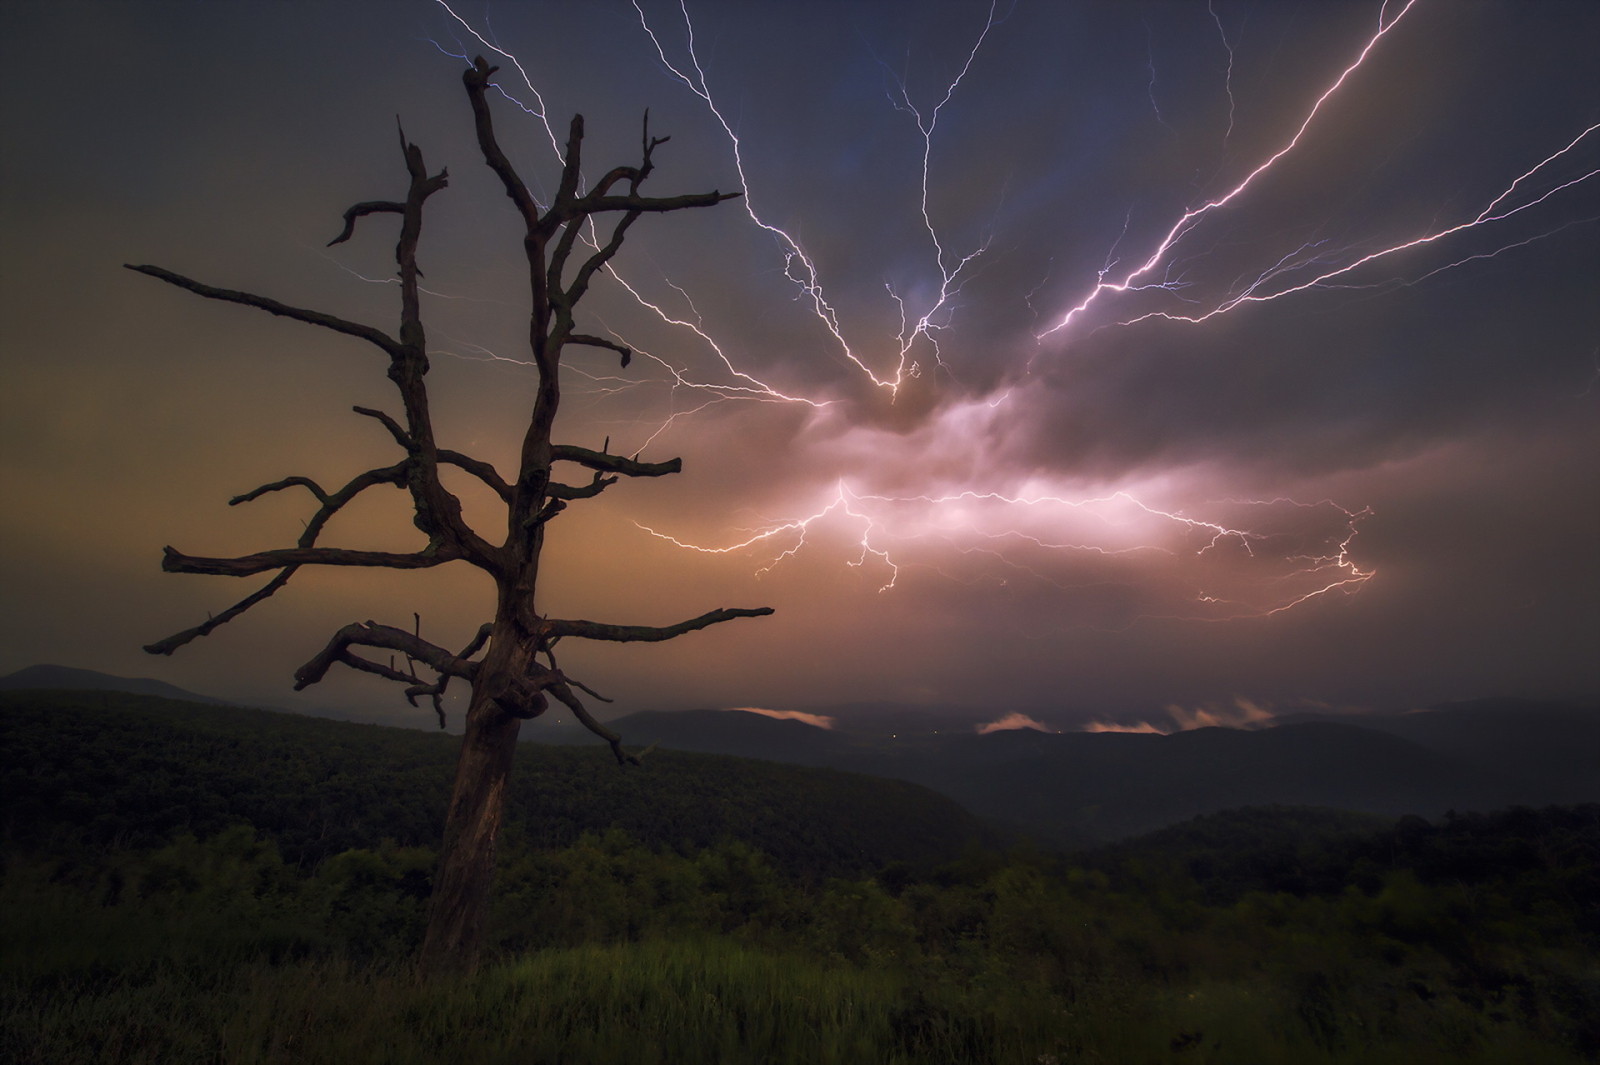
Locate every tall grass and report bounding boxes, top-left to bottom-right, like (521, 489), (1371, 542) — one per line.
(5, 941), (913, 1065)
(4, 824), (1593, 1064)
(6, 938), (1590, 1065)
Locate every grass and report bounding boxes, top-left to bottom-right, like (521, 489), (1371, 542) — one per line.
(6, 937), (1592, 1065)
(4, 941), (907, 1065)
(3, 821), (1593, 1063)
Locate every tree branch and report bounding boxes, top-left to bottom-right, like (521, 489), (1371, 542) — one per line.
(546, 677), (638, 766)
(551, 444), (681, 478)
(143, 567), (299, 656)
(394, 622), (494, 728)
(567, 333), (632, 368)
(354, 405), (512, 503)
(294, 617), (489, 725)
(353, 404), (413, 447)
(546, 471), (617, 501)
(230, 476), (329, 507)
(462, 57), (543, 230)
(124, 264), (401, 357)
(554, 114), (585, 212)
(440, 451), (513, 503)
(543, 606), (774, 644)
(565, 209), (643, 310)
(148, 463), (410, 651)
(392, 120), (448, 351)
(327, 200), (405, 247)
(294, 619), (481, 692)
(573, 190), (742, 216)
(162, 543), (459, 578)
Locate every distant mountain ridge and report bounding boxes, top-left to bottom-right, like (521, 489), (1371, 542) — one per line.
(7, 665), (1594, 846)
(606, 699), (1600, 843)
(0, 664), (230, 705)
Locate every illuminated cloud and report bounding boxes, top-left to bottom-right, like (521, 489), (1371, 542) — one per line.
(724, 707), (836, 730)
(1083, 697), (1280, 735)
(976, 712), (1055, 735)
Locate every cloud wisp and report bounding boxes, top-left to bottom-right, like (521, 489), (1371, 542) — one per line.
(725, 707), (837, 730)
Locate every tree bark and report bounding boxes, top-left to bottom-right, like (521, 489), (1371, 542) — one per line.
(417, 652), (525, 974)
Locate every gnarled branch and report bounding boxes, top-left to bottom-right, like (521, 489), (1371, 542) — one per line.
(565, 209), (644, 311)
(543, 606), (775, 644)
(162, 543), (458, 578)
(570, 189), (741, 217)
(148, 462), (410, 651)
(144, 567), (299, 656)
(353, 404), (412, 447)
(551, 444), (681, 478)
(395, 622), (494, 727)
(294, 619), (482, 692)
(327, 200), (405, 247)
(547, 471), (617, 501)
(353, 405), (512, 503)
(546, 677), (638, 766)
(440, 451), (513, 503)
(568, 333), (632, 368)
(231, 476), (329, 507)
(462, 58), (543, 230)
(123, 264), (402, 357)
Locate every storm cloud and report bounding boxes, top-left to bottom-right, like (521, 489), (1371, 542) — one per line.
(1, 0), (1594, 723)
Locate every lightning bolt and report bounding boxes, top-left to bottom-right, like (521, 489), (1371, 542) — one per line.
(638, 483), (1373, 622)
(633, 0), (1003, 394)
(1035, 1), (1598, 343)
(1036, 0), (1425, 343)
(1209, 0), (1237, 144)
(404, 0), (1590, 631)
(637, 481), (899, 592)
(427, 0), (822, 418)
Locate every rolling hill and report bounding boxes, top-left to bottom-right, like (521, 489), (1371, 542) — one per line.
(6, 665), (1594, 847)
(605, 699), (1600, 842)
(0, 689), (998, 878)
(0, 663), (229, 704)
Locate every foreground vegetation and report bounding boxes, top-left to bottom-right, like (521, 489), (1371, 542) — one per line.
(3, 692), (1597, 1062)
(5, 807), (1596, 1063)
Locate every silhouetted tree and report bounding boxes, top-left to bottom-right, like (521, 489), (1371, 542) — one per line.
(128, 56), (771, 975)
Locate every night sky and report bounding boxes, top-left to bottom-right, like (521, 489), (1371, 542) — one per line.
(1, 1), (1595, 730)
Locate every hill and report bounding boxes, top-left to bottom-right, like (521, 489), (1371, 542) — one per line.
(0, 690), (997, 878)
(607, 700), (1600, 843)
(7, 671), (1594, 848)
(0, 664), (229, 704)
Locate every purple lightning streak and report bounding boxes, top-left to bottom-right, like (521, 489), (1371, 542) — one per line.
(1036, 0), (1422, 344)
(1117, 122), (1600, 328)
(1208, 0), (1236, 144)
(429, 0), (820, 424)
(1141, 16), (1174, 134)
(630, 0), (865, 383)
(639, 481), (1373, 623)
(881, 0), (999, 379)
(637, 481), (900, 592)
(634, 0), (1003, 395)
(419, 2), (1411, 628)
(430, 0), (563, 162)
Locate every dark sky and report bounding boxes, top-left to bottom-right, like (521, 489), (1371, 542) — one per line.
(1, 0), (1595, 729)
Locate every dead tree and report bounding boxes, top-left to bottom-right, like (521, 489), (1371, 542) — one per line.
(127, 56), (771, 975)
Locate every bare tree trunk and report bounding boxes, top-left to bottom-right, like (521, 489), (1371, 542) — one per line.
(418, 669), (523, 975)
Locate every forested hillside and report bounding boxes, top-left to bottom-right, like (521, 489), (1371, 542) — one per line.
(3, 688), (1596, 1063)
(0, 690), (995, 877)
